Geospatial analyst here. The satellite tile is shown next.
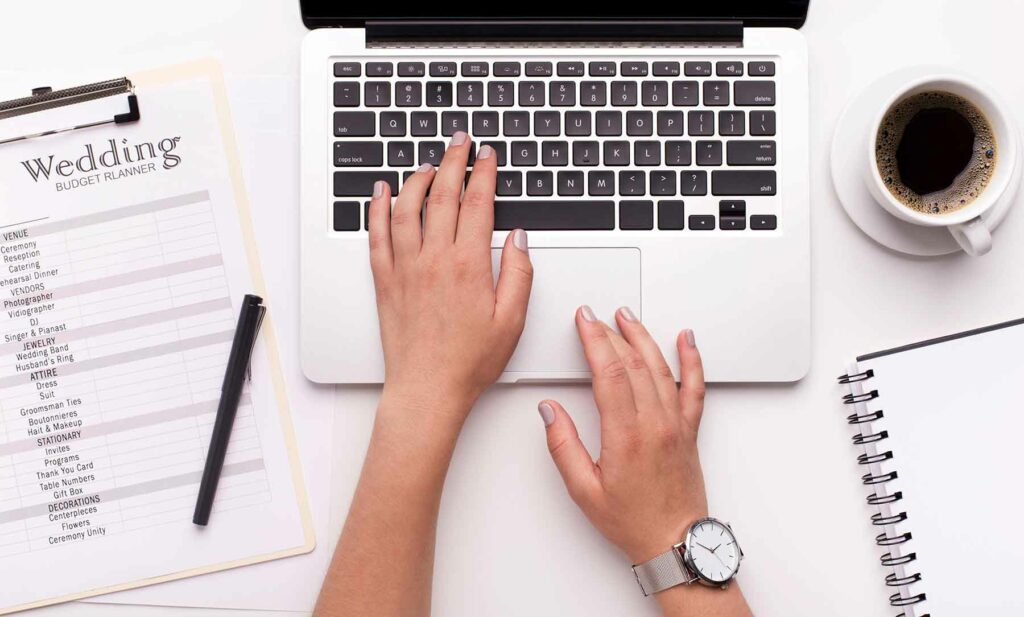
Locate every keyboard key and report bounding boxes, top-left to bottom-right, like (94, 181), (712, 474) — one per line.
(334, 171), (399, 197)
(388, 142), (415, 167)
(735, 81), (776, 106)
(634, 141), (661, 166)
(418, 142), (444, 166)
(366, 62), (393, 77)
(396, 82), (422, 107)
(688, 215), (715, 230)
(751, 214), (778, 230)
(650, 171), (676, 195)
(620, 200), (654, 229)
(658, 200), (686, 229)
(749, 110), (776, 136)
(589, 61), (616, 76)
(334, 111), (375, 136)
(727, 141), (776, 165)
(504, 111), (530, 136)
(364, 202), (370, 231)
(588, 171), (615, 195)
(558, 171), (585, 196)
(473, 111), (500, 136)
(696, 141), (723, 166)
(457, 82), (484, 106)
(716, 61), (744, 76)
(687, 111), (714, 136)
(410, 111), (438, 136)
(718, 111), (745, 136)
(711, 170), (777, 195)
(398, 62), (426, 77)
(641, 81), (669, 106)
(461, 61), (489, 77)
(720, 216), (746, 230)
(671, 81), (699, 106)
(335, 141), (383, 167)
(512, 141), (538, 166)
(488, 81), (515, 106)
(681, 170), (708, 195)
(573, 141), (600, 166)
(653, 61), (681, 76)
(333, 201), (360, 231)
(611, 82), (638, 106)
(480, 141), (508, 166)
(626, 111), (654, 136)
(542, 141), (569, 166)
(427, 82), (453, 106)
(703, 81), (729, 106)
(665, 141), (692, 166)
(684, 61), (712, 76)
(494, 200), (615, 230)
(380, 112), (406, 136)
(442, 111), (469, 136)
(719, 200), (746, 216)
(621, 61), (649, 76)
(497, 171), (522, 195)
(603, 141), (630, 166)
(748, 61), (776, 76)
(596, 111), (623, 136)
(566, 111), (592, 136)
(527, 171), (554, 196)
(657, 111), (684, 136)
(494, 62), (521, 76)
(526, 61), (553, 76)
(557, 61), (585, 76)
(519, 82), (545, 106)
(333, 82), (360, 107)
(534, 111), (561, 136)
(364, 82), (391, 107)
(430, 62), (457, 77)
(550, 82), (577, 107)
(334, 62), (361, 77)
(619, 170), (646, 196)
(581, 82), (607, 106)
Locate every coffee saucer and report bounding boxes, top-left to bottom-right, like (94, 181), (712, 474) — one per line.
(831, 67), (1020, 257)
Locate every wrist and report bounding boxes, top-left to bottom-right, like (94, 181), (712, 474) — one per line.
(625, 509), (708, 565)
(379, 383), (475, 436)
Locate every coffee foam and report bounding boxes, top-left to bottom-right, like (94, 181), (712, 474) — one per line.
(875, 91), (997, 215)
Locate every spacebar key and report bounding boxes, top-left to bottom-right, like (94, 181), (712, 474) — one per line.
(711, 170), (777, 195)
(494, 201), (615, 230)
(333, 171), (399, 197)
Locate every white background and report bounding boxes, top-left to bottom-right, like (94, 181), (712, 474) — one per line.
(3, 1), (1023, 615)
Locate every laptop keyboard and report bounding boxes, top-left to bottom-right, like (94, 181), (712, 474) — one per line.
(329, 58), (779, 233)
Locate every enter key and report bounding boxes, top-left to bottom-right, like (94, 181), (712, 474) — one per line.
(726, 140), (776, 166)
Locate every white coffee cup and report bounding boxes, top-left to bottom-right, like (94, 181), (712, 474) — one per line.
(864, 75), (1017, 256)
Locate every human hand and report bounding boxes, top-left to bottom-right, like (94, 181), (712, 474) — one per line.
(368, 132), (533, 425)
(539, 307), (708, 564)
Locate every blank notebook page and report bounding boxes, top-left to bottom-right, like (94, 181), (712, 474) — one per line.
(856, 321), (1024, 613)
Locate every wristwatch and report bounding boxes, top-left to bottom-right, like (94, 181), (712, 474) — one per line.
(631, 517), (744, 596)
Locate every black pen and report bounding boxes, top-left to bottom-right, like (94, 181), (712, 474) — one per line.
(193, 294), (266, 526)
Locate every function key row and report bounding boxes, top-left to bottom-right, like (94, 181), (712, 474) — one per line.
(334, 60), (775, 79)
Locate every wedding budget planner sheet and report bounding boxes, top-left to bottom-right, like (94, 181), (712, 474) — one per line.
(0, 61), (313, 613)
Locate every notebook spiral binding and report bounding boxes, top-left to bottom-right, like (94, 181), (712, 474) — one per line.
(837, 369), (930, 617)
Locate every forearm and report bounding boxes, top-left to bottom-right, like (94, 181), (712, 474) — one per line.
(656, 582), (752, 617)
(314, 389), (468, 617)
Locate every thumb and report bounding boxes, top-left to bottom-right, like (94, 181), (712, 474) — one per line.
(495, 229), (533, 331)
(538, 400), (599, 505)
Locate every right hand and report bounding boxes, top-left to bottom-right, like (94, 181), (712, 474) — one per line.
(538, 306), (709, 564)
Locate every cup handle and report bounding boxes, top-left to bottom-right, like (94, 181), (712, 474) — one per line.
(949, 217), (993, 256)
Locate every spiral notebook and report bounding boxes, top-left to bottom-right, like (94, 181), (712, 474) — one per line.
(838, 317), (1024, 617)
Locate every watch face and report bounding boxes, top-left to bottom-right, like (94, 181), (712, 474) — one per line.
(685, 519), (741, 584)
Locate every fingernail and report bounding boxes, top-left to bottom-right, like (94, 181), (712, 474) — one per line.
(538, 402), (555, 426)
(450, 131), (468, 147)
(580, 305), (596, 322)
(372, 181), (385, 198)
(513, 228), (528, 253)
(417, 163), (434, 173)
(685, 329), (696, 348)
(619, 306), (638, 322)
(477, 144), (494, 160)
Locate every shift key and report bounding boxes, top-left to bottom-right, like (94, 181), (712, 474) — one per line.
(711, 170), (776, 195)
(334, 171), (399, 196)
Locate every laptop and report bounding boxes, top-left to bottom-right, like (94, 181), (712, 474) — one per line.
(299, 3), (811, 383)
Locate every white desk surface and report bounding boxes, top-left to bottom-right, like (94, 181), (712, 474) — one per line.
(4, 1), (1022, 615)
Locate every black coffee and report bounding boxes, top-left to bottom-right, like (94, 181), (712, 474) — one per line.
(875, 91), (997, 215)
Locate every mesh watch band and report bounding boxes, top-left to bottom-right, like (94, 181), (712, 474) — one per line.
(631, 543), (694, 596)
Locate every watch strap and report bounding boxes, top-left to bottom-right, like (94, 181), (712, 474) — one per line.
(631, 543), (695, 596)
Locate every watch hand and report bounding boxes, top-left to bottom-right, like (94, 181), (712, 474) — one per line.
(693, 542), (715, 553)
(710, 544), (721, 553)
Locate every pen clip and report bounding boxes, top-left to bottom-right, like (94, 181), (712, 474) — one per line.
(246, 304), (266, 383)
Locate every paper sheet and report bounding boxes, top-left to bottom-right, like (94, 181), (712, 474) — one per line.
(0, 61), (313, 614)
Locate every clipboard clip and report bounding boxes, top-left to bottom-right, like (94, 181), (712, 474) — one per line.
(0, 77), (141, 146)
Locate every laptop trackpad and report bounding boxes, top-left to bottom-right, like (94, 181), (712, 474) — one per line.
(492, 247), (641, 376)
